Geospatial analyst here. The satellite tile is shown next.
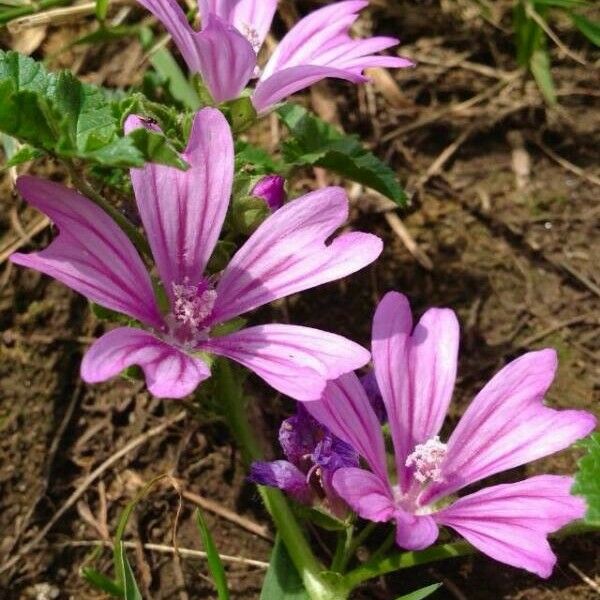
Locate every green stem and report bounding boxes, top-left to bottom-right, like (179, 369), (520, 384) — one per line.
(214, 359), (347, 600)
(64, 160), (152, 259)
(331, 526), (354, 573)
(0, 0), (73, 25)
(342, 541), (474, 590)
(338, 522), (376, 572)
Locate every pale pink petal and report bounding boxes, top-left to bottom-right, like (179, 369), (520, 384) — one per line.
(195, 15), (256, 102)
(211, 187), (382, 324)
(306, 373), (389, 483)
(136, 0), (203, 72)
(261, 1), (368, 78)
(253, 65), (366, 113)
(435, 475), (585, 578)
(254, 0), (412, 110)
(127, 108), (233, 297)
(406, 307), (459, 448)
(81, 327), (210, 399)
(204, 325), (370, 402)
(426, 350), (596, 502)
(333, 467), (396, 522)
(10, 177), (162, 328)
(200, 0), (277, 51)
(372, 292), (413, 487)
(394, 511), (438, 550)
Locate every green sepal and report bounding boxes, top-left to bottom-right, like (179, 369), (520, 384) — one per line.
(231, 195), (270, 235)
(222, 96), (257, 133)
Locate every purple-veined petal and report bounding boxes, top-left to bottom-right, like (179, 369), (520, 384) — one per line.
(425, 349), (596, 502)
(306, 373), (389, 483)
(372, 292), (412, 487)
(249, 460), (313, 504)
(260, 1), (368, 78)
(136, 0), (203, 72)
(195, 15), (256, 103)
(253, 65), (366, 113)
(10, 177), (162, 328)
(203, 324), (371, 402)
(372, 292), (459, 492)
(434, 475), (585, 578)
(81, 327), (210, 399)
(333, 467), (395, 522)
(211, 187), (382, 324)
(200, 0), (277, 52)
(127, 108), (233, 298)
(394, 510), (438, 551)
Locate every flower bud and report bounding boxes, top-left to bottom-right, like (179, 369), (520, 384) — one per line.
(251, 175), (286, 212)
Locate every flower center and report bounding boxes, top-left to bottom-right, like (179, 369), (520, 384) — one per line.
(405, 436), (448, 485)
(241, 22), (261, 53)
(167, 278), (217, 346)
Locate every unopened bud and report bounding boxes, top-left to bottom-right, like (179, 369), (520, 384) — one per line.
(251, 175), (286, 212)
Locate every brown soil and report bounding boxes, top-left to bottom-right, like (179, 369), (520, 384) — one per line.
(1, 1), (598, 599)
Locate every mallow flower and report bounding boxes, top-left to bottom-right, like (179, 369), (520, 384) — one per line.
(10, 108), (382, 400)
(136, 0), (414, 112)
(305, 292), (596, 577)
(250, 404), (358, 517)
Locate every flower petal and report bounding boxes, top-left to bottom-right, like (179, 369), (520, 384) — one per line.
(211, 187), (382, 324)
(204, 324), (371, 402)
(333, 467), (395, 522)
(261, 1), (369, 78)
(253, 65), (365, 113)
(306, 373), (389, 483)
(81, 327), (210, 399)
(10, 176), (162, 328)
(127, 108), (233, 296)
(249, 460), (313, 504)
(195, 15), (256, 103)
(136, 0), (203, 72)
(435, 475), (585, 578)
(254, 0), (412, 110)
(426, 349), (596, 502)
(373, 293), (459, 491)
(200, 0), (277, 52)
(372, 292), (412, 486)
(394, 511), (438, 551)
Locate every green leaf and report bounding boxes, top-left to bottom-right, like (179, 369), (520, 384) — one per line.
(395, 583), (443, 600)
(260, 537), (310, 600)
(277, 103), (407, 206)
(114, 542), (143, 600)
(235, 140), (287, 175)
(0, 50), (184, 168)
(95, 0), (109, 21)
(195, 509), (231, 600)
(571, 13), (600, 46)
(573, 433), (600, 526)
(139, 28), (201, 110)
(127, 127), (188, 170)
(81, 567), (123, 597)
(533, 0), (587, 7)
(3, 144), (43, 167)
(530, 48), (557, 105)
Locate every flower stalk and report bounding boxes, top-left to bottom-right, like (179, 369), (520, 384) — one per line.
(213, 359), (348, 600)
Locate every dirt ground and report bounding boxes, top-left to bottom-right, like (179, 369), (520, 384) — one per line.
(0, 1), (599, 599)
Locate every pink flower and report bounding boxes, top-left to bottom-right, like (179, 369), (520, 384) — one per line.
(136, 0), (414, 111)
(10, 108), (381, 400)
(305, 292), (596, 577)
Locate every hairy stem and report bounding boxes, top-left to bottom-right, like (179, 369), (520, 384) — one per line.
(342, 541), (474, 590)
(214, 360), (347, 600)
